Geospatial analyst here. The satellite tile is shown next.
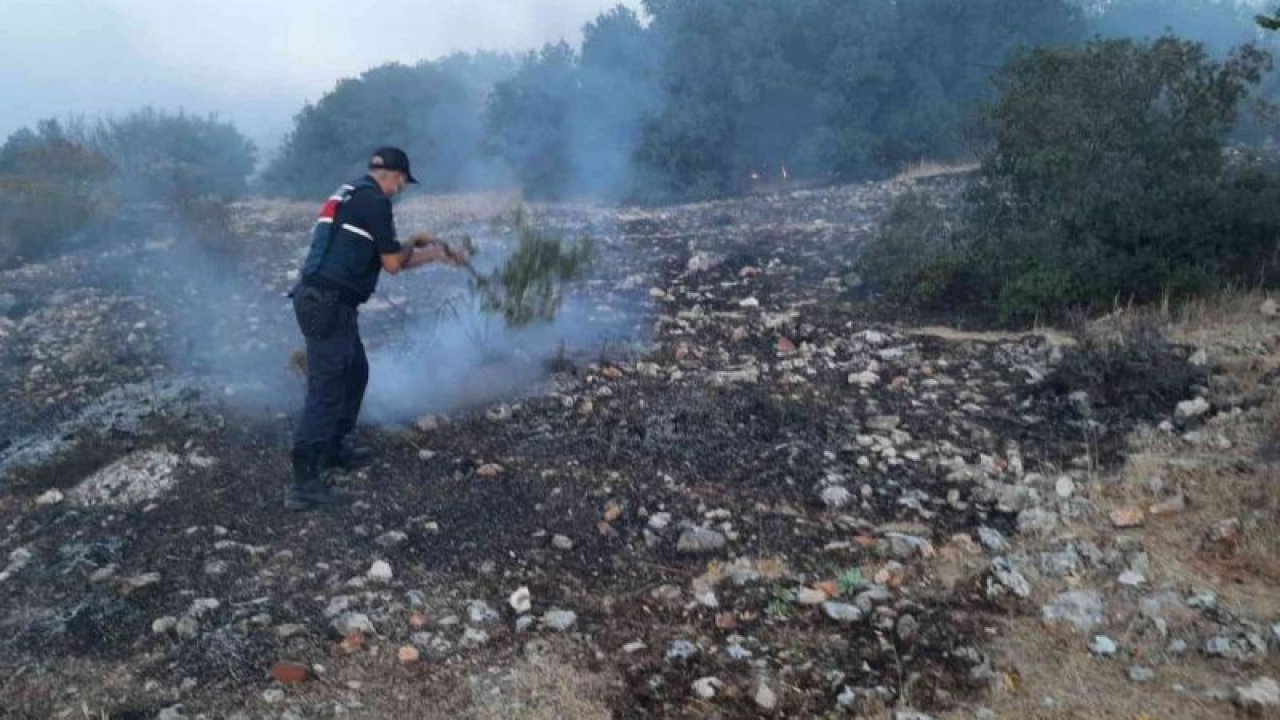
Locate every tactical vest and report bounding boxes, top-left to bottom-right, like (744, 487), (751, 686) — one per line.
(300, 175), (385, 305)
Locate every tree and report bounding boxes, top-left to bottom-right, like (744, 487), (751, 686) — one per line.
(0, 120), (113, 266)
(1261, 10), (1280, 30)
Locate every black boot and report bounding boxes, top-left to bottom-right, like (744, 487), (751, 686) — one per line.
(322, 439), (374, 471)
(285, 451), (339, 512)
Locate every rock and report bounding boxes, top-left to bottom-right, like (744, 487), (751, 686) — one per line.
(1205, 636), (1234, 657)
(331, 612), (374, 636)
(468, 600), (500, 625)
(648, 512), (672, 530)
(987, 558), (1032, 598)
(1089, 635), (1118, 656)
(865, 415), (901, 432)
(551, 534), (574, 551)
(677, 527), (727, 554)
(262, 687), (285, 704)
(977, 527), (1008, 553)
(542, 609), (577, 631)
(796, 588), (827, 605)
(69, 449), (181, 507)
(175, 616), (200, 639)
(35, 489), (64, 505)
(1149, 495), (1186, 517)
(1129, 666), (1156, 683)
(1054, 476), (1075, 499)
(187, 598), (220, 619)
(1262, 299), (1279, 317)
(152, 616), (178, 634)
(753, 679), (778, 710)
(666, 639), (699, 661)
(1175, 397), (1211, 419)
(849, 370), (879, 387)
(692, 676), (722, 700)
(269, 661), (310, 684)
(509, 586), (532, 614)
(894, 712), (935, 720)
(897, 614), (919, 641)
(1042, 590), (1104, 633)
(1017, 508), (1059, 534)
(885, 533), (933, 560)
(367, 560), (393, 582)
(1235, 677), (1280, 714)
(275, 624), (306, 638)
(397, 645), (420, 664)
(822, 602), (864, 623)
(1109, 507), (1145, 529)
(820, 486), (852, 510)
(1118, 570), (1146, 587)
(462, 627), (490, 645)
(375, 531), (407, 548)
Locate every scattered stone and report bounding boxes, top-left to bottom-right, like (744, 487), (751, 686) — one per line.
(367, 560), (393, 582)
(542, 609), (577, 631)
(692, 676), (722, 700)
(796, 588), (827, 605)
(1118, 570), (1146, 587)
(1262, 299), (1279, 318)
(987, 557), (1032, 599)
(468, 600), (500, 625)
(262, 688), (285, 704)
(331, 612), (374, 636)
(753, 679), (778, 710)
(977, 527), (1008, 553)
(69, 449), (181, 507)
(1054, 476), (1075, 499)
(509, 586), (532, 614)
(1175, 397), (1211, 419)
(820, 486), (852, 510)
(269, 661), (310, 684)
(187, 598), (220, 619)
(462, 627), (489, 645)
(375, 531), (407, 548)
(35, 489), (64, 505)
(152, 616), (178, 634)
(677, 527), (727, 554)
(175, 617), (200, 639)
(1128, 666), (1156, 683)
(1235, 677), (1280, 714)
(1205, 636), (1234, 657)
(1018, 508), (1058, 534)
(666, 640), (699, 661)
(822, 602), (864, 623)
(1089, 635), (1118, 656)
(551, 534), (574, 551)
(397, 645), (420, 664)
(648, 512), (672, 530)
(1042, 590), (1105, 633)
(1109, 507), (1145, 529)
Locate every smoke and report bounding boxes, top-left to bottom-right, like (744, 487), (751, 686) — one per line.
(359, 219), (645, 424)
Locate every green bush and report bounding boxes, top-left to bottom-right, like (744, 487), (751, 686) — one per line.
(88, 108), (256, 204)
(861, 37), (1280, 324)
(856, 191), (969, 309)
(0, 120), (112, 267)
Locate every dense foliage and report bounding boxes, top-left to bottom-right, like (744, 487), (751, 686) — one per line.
(0, 120), (112, 267)
(861, 37), (1280, 323)
(262, 53), (517, 198)
(88, 108), (256, 203)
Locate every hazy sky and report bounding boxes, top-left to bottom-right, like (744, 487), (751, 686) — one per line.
(1, 0), (642, 152)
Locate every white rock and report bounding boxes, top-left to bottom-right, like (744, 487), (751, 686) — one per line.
(1262, 299), (1279, 317)
(820, 486), (852, 510)
(848, 370), (879, 387)
(1235, 677), (1280, 712)
(35, 489), (64, 505)
(1175, 397), (1210, 419)
(796, 588), (828, 605)
(1055, 476), (1075, 499)
(822, 602), (864, 623)
(542, 609), (577, 631)
(1118, 570), (1146, 587)
(1042, 590), (1104, 633)
(367, 560), (393, 582)
(70, 449), (181, 507)
(1089, 635), (1118, 656)
(753, 680), (778, 710)
(552, 535), (574, 551)
(509, 586), (532, 614)
(692, 676), (722, 699)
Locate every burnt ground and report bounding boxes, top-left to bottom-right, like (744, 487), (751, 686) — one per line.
(0, 174), (1215, 719)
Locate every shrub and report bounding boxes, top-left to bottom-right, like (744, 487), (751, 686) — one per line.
(860, 37), (1280, 324)
(87, 108), (256, 204)
(0, 120), (112, 267)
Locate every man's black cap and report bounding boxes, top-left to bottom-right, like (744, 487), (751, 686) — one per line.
(368, 147), (418, 184)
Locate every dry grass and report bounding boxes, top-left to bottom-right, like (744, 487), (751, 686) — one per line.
(974, 290), (1280, 719)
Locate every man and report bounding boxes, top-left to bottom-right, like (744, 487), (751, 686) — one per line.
(287, 147), (463, 512)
